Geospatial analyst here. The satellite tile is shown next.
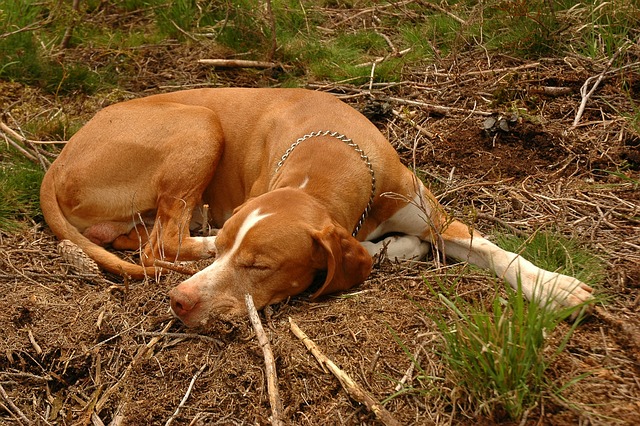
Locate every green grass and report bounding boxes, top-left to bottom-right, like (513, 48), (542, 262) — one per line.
(431, 277), (585, 420)
(0, 1), (113, 94)
(2, 0), (637, 90)
(387, 230), (602, 421)
(0, 154), (44, 231)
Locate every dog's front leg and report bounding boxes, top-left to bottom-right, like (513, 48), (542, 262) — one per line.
(142, 197), (217, 266)
(439, 219), (594, 311)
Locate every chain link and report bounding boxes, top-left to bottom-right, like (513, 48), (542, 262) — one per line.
(274, 130), (376, 237)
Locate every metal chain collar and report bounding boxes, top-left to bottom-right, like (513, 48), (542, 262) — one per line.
(274, 130), (376, 237)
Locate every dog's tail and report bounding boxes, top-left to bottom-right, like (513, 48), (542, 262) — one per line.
(39, 168), (157, 279)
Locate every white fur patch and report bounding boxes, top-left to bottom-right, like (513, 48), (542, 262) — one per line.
(365, 192), (432, 241)
(299, 176), (310, 189)
(227, 208), (271, 259)
(191, 236), (217, 255)
(194, 208), (271, 282)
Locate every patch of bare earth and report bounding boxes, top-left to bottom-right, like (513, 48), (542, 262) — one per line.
(1, 47), (639, 425)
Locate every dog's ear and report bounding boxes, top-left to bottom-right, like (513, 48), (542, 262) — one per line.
(309, 224), (372, 300)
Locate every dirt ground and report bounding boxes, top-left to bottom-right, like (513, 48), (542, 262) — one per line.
(1, 43), (640, 425)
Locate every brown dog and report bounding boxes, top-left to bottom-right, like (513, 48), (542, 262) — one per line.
(40, 88), (594, 327)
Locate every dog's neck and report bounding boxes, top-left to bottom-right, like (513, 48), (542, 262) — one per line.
(270, 135), (375, 237)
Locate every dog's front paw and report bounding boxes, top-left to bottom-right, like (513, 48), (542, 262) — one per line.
(192, 236), (218, 259)
(361, 235), (430, 262)
(530, 272), (594, 314)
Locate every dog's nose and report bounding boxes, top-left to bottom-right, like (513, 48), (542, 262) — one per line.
(169, 288), (196, 317)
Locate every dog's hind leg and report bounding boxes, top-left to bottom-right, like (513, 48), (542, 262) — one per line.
(141, 196), (217, 266)
(112, 223), (151, 250)
(132, 105), (224, 266)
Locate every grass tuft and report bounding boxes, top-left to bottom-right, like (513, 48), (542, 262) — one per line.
(0, 155), (44, 231)
(426, 274), (586, 420)
(388, 229), (602, 421)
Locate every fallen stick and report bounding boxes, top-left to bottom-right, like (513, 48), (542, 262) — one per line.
(165, 363), (207, 426)
(289, 318), (401, 426)
(201, 204), (209, 236)
(0, 121), (59, 169)
(245, 294), (284, 426)
(387, 96), (492, 117)
(355, 47), (412, 68)
(0, 384), (33, 425)
(154, 260), (197, 276)
(434, 62), (541, 77)
(198, 59), (277, 69)
(1, 126), (39, 163)
(0, 122), (66, 145)
(571, 43), (630, 129)
(60, 0), (80, 49)
(27, 330), (42, 355)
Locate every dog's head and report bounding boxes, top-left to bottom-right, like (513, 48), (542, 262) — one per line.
(168, 188), (372, 328)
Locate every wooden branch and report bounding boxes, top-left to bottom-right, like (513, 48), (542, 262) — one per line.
(529, 86), (573, 97)
(27, 330), (42, 355)
(165, 364), (207, 426)
(0, 122), (65, 144)
(264, 0), (277, 62)
(355, 47), (412, 68)
(3, 137), (39, 162)
(388, 96), (492, 117)
(420, 0), (466, 24)
(154, 260), (198, 276)
(0, 384), (33, 426)
(245, 294), (284, 426)
(571, 43), (630, 129)
(198, 59), (277, 69)
(289, 318), (401, 426)
(60, 0), (81, 49)
(427, 62), (541, 78)
(201, 204), (209, 236)
(0, 121), (62, 169)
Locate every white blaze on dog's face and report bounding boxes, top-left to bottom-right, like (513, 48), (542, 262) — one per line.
(168, 189), (373, 328)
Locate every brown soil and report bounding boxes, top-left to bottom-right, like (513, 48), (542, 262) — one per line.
(1, 44), (640, 425)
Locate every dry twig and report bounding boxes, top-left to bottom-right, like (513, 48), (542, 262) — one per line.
(153, 259), (198, 276)
(198, 59), (277, 69)
(263, 0), (277, 62)
(571, 43), (632, 128)
(0, 384), (32, 425)
(0, 121), (63, 170)
(388, 96), (492, 117)
(245, 294), (284, 426)
(165, 364), (207, 426)
(289, 318), (401, 426)
(60, 0), (81, 49)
